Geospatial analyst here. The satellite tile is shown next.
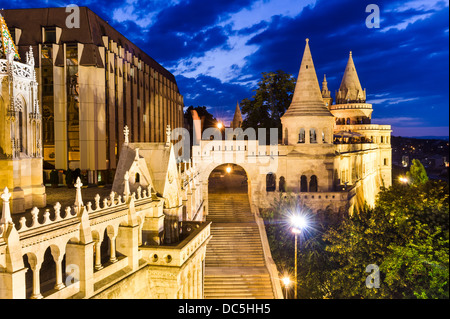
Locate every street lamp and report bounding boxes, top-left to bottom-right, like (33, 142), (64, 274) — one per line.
(226, 166), (232, 174)
(217, 122), (223, 129)
(290, 214), (308, 299)
(399, 176), (408, 184)
(282, 276), (291, 299)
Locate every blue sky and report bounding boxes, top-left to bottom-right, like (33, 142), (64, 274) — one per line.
(1, 0), (448, 137)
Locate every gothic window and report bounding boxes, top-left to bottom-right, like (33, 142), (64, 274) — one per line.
(309, 175), (318, 192)
(266, 173), (276, 192)
(298, 128), (305, 143)
(310, 129), (317, 143)
(135, 172), (140, 183)
(300, 175), (308, 192)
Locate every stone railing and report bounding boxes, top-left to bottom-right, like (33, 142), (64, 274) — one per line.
(330, 103), (372, 110)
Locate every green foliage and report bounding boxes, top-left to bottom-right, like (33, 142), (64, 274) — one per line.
(241, 70), (296, 140)
(261, 193), (336, 298)
(264, 179), (449, 299)
(406, 159), (429, 185)
(324, 180), (449, 299)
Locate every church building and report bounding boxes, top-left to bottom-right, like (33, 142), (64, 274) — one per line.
(0, 14), (46, 213)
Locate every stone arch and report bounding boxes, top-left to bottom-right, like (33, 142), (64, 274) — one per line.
(207, 163), (249, 195)
(279, 176), (286, 193)
(300, 175), (308, 192)
(310, 175), (318, 192)
(309, 128), (317, 143)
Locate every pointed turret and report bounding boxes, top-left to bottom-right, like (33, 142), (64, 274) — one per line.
(336, 51), (366, 104)
(321, 74), (333, 107)
(0, 14), (20, 60)
(282, 39), (333, 117)
(231, 101), (243, 129)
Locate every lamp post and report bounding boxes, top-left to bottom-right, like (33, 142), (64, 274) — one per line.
(282, 276), (291, 299)
(290, 214), (307, 299)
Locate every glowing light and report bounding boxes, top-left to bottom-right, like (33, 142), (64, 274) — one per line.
(226, 166), (232, 174)
(217, 122), (223, 129)
(290, 214), (308, 231)
(282, 277), (291, 287)
(399, 176), (408, 183)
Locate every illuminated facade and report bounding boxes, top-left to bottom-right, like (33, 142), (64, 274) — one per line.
(2, 7), (184, 184)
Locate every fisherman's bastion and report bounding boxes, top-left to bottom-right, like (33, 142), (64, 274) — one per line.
(0, 9), (391, 299)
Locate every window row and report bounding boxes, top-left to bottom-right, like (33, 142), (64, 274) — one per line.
(266, 174), (318, 192)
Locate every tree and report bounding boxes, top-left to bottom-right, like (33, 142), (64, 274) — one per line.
(261, 193), (337, 298)
(406, 159), (429, 185)
(241, 70), (296, 141)
(184, 105), (218, 146)
(324, 180), (449, 299)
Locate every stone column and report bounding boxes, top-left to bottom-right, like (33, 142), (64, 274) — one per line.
(29, 261), (43, 299)
(53, 255), (65, 290)
(109, 235), (118, 263)
(94, 240), (103, 270)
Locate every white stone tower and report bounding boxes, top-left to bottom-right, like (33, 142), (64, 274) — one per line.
(281, 38), (335, 146)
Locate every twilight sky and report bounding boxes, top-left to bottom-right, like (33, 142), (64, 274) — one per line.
(1, 0), (449, 137)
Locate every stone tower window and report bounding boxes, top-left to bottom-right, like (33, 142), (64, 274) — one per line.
(300, 175), (308, 192)
(298, 128), (305, 143)
(309, 175), (318, 192)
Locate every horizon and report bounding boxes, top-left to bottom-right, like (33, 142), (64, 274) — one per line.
(1, 0), (448, 138)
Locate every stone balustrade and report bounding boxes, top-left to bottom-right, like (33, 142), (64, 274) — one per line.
(0, 171), (209, 299)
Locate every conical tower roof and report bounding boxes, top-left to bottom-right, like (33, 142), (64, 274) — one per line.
(282, 39), (332, 118)
(0, 14), (20, 60)
(231, 101), (243, 128)
(337, 51), (365, 103)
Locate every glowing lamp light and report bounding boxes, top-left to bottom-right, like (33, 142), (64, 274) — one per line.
(399, 176), (408, 183)
(282, 277), (291, 287)
(290, 214), (308, 231)
(217, 122), (223, 129)
(226, 166), (232, 174)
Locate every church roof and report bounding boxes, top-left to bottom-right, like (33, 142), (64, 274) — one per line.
(0, 14), (20, 60)
(336, 51), (365, 103)
(282, 39), (333, 118)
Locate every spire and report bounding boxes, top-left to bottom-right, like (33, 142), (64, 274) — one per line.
(0, 14), (20, 60)
(231, 101), (243, 129)
(336, 51), (366, 104)
(321, 74), (331, 98)
(283, 39), (333, 117)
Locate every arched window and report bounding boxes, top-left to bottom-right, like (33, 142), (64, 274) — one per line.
(310, 129), (317, 143)
(298, 128), (305, 143)
(300, 175), (308, 192)
(346, 118), (350, 125)
(322, 131), (326, 143)
(309, 175), (318, 192)
(266, 173), (276, 192)
(135, 172), (140, 183)
(279, 176), (286, 193)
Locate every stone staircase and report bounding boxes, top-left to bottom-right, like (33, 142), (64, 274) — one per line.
(204, 193), (275, 299)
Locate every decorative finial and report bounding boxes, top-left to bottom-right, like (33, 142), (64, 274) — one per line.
(74, 177), (84, 209)
(123, 125), (129, 145)
(1, 187), (12, 225)
(124, 171), (130, 198)
(305, 38), (309, 43)
(349, 51), (352, 57)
